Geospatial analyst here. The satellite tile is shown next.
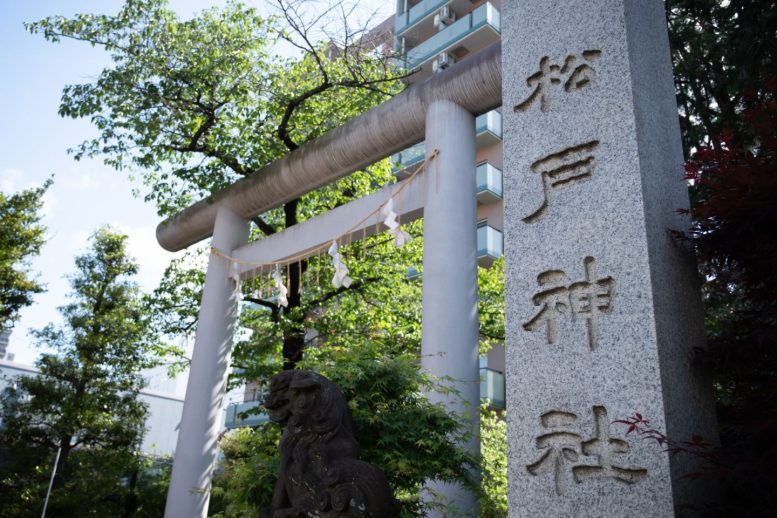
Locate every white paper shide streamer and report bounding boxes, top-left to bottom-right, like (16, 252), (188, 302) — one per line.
(273, 265), (288, 307)
(381, 198), (411, 247)
(327, 241), (352, 289)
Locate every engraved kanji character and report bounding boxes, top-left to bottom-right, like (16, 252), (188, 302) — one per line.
(569, 257), (615, 350)
(573, 406), (648, 485)
(526, 411), (582, 496)
(523, 270), (569, 344)
(563, 50), (602, 92)
(514, 56), (562, 113)
(514, 50), (602, 113)
(523, 140), (600, 223)
(524, 258), (615, 349)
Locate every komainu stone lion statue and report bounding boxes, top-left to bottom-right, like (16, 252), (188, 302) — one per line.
(260, 370), (400, 518)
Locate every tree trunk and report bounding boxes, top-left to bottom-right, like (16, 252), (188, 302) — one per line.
(51, 437), (71, 490)
(281, 199), (306, 369)
(123, 466), (139, 518)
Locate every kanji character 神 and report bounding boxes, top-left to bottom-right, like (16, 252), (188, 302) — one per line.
(523, 257), (615, 350)
(569, 257), (614, 350)
(523, 270), (570, 344)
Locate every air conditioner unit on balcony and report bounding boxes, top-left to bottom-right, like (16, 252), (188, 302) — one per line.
(439, 5), (456, 23)
(432, 52), (453, 73)
(433, 6), (456, 30)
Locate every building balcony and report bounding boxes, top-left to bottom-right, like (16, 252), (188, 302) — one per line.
(477, 223), (503, 266)
(396, 2), (501, 84)
(392, 109), (502, 175)
(480, 367), (505, 409)
(476, 162), (503, 204)
(392, 141), (426, 176)
(390, 156), (502, 205)
(394, 0), (449, 37)
(403, 222), (502, 277)
(475, 110), (502, 148)
(224, 400), (269, 430)
(406, 266), (422, 279)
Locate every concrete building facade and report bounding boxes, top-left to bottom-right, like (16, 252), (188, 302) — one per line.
(0, 358), (184, 455)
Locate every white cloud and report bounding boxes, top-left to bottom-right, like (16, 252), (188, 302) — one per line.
(76, 172), (98, 190)
(116, 224), (182, 291)
(41, 190), (59, 217)
(0, 168), (57, 215)
(66, 229), (94, 256)
(1, 168), (25, 193)
(57, 166), (102, 192)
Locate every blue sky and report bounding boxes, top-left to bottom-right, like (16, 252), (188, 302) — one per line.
(1, 0), (391, 366)
(1, 0), (166, 365)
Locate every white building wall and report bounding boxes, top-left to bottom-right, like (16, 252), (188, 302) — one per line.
(138, 389), (185, 455)
(0, 359), (184, 456)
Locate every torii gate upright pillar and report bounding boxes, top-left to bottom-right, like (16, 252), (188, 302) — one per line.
(165, 207), (249, 518)
(421, 99), (480, 514)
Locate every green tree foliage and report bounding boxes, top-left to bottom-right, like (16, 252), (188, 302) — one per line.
(223, 225), (507, 514)
(209, 427), (281, 517)
(27, 0), (406, 367)
(681, 80), (777, 515)
(667, 0), (777, 153)
(479, 257), (505, 349)
(665, 1), (777, 514)
(0, 178), (50, 328)
(479, 406), (507, 518)
(127, 455), (175, 517)
(0, 228), (158, 516)
(233, 225), (425, 384)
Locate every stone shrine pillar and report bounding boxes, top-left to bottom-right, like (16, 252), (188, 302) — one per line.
(501, 1), (717, 516)
(165, 207), (249, 518)
(421, 99), (480, 515)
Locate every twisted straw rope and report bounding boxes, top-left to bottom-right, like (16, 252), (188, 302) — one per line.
(211, 148), (439, 270)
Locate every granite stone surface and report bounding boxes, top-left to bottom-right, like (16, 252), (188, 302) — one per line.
(501, 1), (717, 516)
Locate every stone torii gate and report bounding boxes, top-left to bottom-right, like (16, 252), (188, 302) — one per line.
(158, 44), (501, 518)
(158, 1), (717, 516)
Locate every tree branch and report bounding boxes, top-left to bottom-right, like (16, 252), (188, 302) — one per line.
(277, 81), (332, 151)
(164, 141), (249, 177)
(304, 276), (380, 311)
(244, 296), (280, 321)
(252, 217), (277, 236)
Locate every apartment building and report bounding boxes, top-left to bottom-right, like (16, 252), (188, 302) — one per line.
(393, 0), (506, 410)
(0, 330), (11, 362)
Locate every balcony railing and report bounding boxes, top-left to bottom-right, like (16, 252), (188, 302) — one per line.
(477, 224), (503, 266)
(399, 3), (501, 75)
(395, 0), (449, 36)
(406, 266), (422, 279)
(475, 110), (502, 147)
(480, 367), (505, 409)
(391, 141), (425, 173)
(224, 400), (269, 429)
(392, 109), (502, 173)
(476, 163), (503, 203)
